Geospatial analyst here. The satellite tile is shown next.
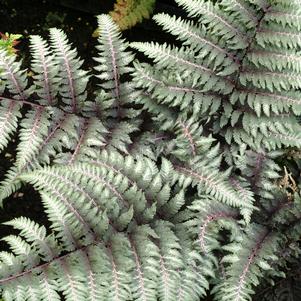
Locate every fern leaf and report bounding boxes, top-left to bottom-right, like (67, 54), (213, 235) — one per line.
(174, 162), (254, 222)
(175, 0), (248, 49)
(0, 50), (30, 100)
(3, 217), (58, 260)
(215, 225), (279, 301)
(1, 235), (32, 256)
(30, 35), (59, 105)
(16, 107), (51, 169)
(219, 0), (258, 28)
(94, 15), (137, 119)
(153, 13), (239, 70)
(131, 42), (231, 78)
(49, 28), (89, 113)
(187, 196), (239, 253)
(0, 99), (21, 153)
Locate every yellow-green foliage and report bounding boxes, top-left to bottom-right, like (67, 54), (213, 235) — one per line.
(110, 0), (155, 30)
(93, 0), (155, 36)
(0, 33), (22, 55)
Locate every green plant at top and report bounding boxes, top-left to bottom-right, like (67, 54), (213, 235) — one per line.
(0, 0), (301, 301)
(0, 33), (22, 55)
(110, 0), (155, 30)
(93, 0), (155, 36)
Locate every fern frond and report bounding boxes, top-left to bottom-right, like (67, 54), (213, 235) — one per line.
(214, 225), (279, 301)
(49, 28), (89, 113)
(240, 70), (301, 92)
(153, 13), (239, 70)
(170, 118), (215, 161)
(30, 35), (59, 105)
(3, 217), (58, 260)
(172, 156), (255, 222)
(131, 42), (232, 78)
(132, 62), (223, 116)
(1, 235), (32, 256)
(94, 15), (134, 114)
(0, 99), (21, 153)
(219, 0), (259, 28)
(61, 117), (107, 164)
(231, 89), (301, 116)
(187, 196), (239, 253)
(233, 149), (282, 205)
(175, 0), (248, 49)
(110, 0), (155, 30)
(16, 107), (51, 169)
(134, 0), (301, 150)
(0, 16), (140, 205)
(0, 50), (30, 100)
(0, 157), (205, 301)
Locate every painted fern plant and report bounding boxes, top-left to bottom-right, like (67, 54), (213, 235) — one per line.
(0, 1), (301, 301)
(132, 0), (301, 150)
